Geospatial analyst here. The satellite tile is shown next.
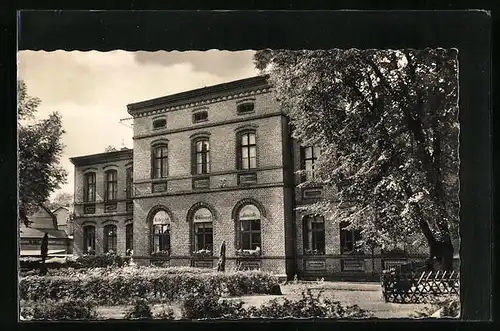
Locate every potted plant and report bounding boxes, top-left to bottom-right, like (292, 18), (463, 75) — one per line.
(192, 248), (212, 258)
(151, 250), (169, 258)
(303, 248), (325, 256)
(235, 246), (261, 258)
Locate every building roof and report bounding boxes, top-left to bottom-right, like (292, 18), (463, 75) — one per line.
(20, 249), (67, 257)
(127, 75), (270, 115)
(20, 227), (68, 239)
(52, 206), (70, 213)
(26, 204), (58, 230)
(70, 148), (133, 166)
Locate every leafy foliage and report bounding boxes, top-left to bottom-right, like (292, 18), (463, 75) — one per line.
(20, 298), (99, 320)
(19, 267), (280, 305)
(154, 306), (176, 320)
(123, 298), (153, 320)
(411, 295), (460, 318)
(46, 191), (74, 211)
(179, 289), (372, 320)
(255, 49), (459, 268)
(18, 80), (67, 226)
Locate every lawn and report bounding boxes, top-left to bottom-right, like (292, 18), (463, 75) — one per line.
(94, 281), (433, 319)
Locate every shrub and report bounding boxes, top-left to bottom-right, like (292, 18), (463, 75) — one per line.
(154, 307), (176, 320)
(179, 289), (372, 320)
(19, 268), (280, 305)
(21, 298), (98, 320)
(124, 298), (153, 320)
(180, 293), (247, 320)
(75, 255), (130, 268)
(249, 289), (372, 319)
(411, 295), (460, 318)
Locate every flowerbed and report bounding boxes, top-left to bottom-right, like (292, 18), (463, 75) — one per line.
(19, 267), (279, 305)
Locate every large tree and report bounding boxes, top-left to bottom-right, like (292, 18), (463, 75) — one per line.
(255, 49), (459, 270)
(46, 191), (74, 211)
(18, 80), (67, 226)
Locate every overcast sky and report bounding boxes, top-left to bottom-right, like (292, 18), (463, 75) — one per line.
(18, 50), (259, 200)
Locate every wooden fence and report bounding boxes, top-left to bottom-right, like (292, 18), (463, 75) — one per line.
(381, 269), (459, 303)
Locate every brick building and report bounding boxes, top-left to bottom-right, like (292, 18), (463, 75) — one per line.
(70, 75), (444, 280)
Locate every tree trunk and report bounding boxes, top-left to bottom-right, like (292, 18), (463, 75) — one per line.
(414, 203), (454, 272)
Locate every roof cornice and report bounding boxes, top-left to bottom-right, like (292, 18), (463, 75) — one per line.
(127, 75), (271, 118)
(70, 149), (133, 167)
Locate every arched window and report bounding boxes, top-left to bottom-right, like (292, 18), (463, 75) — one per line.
(83, 172), (96, 202)
(104, 170), (118, 201)
(83, 225), (96, 254)
(125, 223), (133, 255)
(152, 210), (171, 254)
(237, 131), (257, 170)
(152, 144), (168, 179)
(192, 207), (213, 252)
(192, 139), (210, 175)
(238, 204), (261, 250)
(103, 224), (117, 253)
(303, 215), (325, 255)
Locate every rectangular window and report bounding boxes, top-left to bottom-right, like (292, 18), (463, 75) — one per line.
(237, 102), (255, 115)
(153, 224), (170, 253)
(153, 145), (168, 179)
(240, 219), (261, 250)
(194, 222), (213, 251)
(105, 170), (118, 201)
(126, 167), (133, 199)
(340, 222), (363, 254)
(84, 173), (96, 202)
(303, 215), (326, 254)
(302, 146), (320, 181)
(239, 132), (257, 170)
(125, 223), (133, 255)
(193, 111), (208, 123)
(83, 226), (96, 254)
(195, 140), (210, 175)
(104, 225), (117, 253)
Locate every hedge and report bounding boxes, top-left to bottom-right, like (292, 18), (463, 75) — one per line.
(20, 298), (99, 320)
(19, 268), (279, 305)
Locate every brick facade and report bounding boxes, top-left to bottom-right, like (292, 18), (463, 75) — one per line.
(70, 75), (449, 280)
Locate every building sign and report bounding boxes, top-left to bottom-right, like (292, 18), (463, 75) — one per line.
(153, 210), (171, 225)
(193, 260), (213, 268)
(193, 208), (212, 223)
(239, 204), (260, 220)
(305, 260), (326, 271)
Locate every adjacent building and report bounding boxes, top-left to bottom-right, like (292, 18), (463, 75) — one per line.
(70, 75), (435, 280)
(19, 205), (73, 257)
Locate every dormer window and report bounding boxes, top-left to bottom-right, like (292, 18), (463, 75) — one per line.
(193, 111), (208, 123)
(153, 118), (167, 130)
(237, 102), (255, 115)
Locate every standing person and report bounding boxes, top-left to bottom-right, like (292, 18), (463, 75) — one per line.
(40, 233), (48, 275)
(217, 240), (226, 272)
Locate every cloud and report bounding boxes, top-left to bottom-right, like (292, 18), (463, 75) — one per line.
(17, 50), (259, 199)
(133, 50), (256, 76)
